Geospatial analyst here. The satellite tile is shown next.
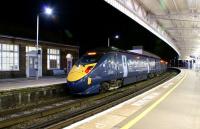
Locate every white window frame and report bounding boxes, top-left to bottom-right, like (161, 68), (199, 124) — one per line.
(47, 48), (60, 70)
(26, 46), (42, 53)
(0, 43), (19, 71)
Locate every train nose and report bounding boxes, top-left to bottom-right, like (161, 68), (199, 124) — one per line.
(67, 72), (86, 82)
(67, 64), (89, 82)
(67, 77), (88, 94)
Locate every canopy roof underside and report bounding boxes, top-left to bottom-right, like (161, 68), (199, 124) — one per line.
(105, 0), (200, 60)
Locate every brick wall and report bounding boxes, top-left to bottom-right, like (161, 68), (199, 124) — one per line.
(0, 36), (79, 79)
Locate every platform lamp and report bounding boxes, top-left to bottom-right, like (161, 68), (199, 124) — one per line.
(36, 6), (53, 80)
(107, 34), (120, 47)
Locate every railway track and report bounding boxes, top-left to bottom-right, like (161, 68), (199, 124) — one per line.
(0, 69), (179, 129)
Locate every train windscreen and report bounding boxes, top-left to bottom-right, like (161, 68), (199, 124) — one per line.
(76, 54), (102, 66)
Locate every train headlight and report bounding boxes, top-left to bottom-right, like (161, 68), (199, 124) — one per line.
(88, 77), (92, 85)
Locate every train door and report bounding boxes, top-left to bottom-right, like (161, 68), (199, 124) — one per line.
(122, 55), (128, 77)
(147, 58), (150, 73)
(104, 54), (118, 80)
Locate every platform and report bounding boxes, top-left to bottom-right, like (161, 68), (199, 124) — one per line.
(0, 76), (66, 91)
(65, 69), (200, 129)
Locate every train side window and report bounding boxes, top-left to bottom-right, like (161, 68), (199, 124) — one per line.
(103, 54), (117, 75)
(127, 55), (135, 72)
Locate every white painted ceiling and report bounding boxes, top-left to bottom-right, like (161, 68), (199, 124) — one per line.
(105, 0), (200, 60)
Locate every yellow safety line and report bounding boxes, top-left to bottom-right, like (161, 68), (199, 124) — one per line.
(121, 72), (187, 129)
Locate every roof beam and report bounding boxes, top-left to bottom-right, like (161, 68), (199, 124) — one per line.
(151, 13), (200, 22)
(175, 38), (200, 41)
(166, 27), (200, 30)
(151, 12), (200, 17)
(173, 35), (200, 40)
(172, 0), (179, 11)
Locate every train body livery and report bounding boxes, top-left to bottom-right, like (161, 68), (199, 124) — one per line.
(67, 48), (167, 95)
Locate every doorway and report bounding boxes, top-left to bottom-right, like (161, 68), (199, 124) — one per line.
(29, 56), (38, 77)
(66, 53), (73, 74)
(26, 46), (42, 78)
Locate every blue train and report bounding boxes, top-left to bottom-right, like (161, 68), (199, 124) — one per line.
(67, 48), (167, 95)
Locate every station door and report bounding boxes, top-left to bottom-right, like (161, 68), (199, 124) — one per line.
(29, 56), (38, 77)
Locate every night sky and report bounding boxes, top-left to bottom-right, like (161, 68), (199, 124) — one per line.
(0, 0), (178, 61)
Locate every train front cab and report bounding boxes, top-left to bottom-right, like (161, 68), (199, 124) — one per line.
(67, 52), (103, 95)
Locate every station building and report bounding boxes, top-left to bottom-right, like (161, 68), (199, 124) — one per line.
(0, 35), (79, 79)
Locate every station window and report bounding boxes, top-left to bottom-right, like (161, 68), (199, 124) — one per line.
(0, 44), (19, 71)
(26, 46), (42, 52)
(47, 48), (60, 69)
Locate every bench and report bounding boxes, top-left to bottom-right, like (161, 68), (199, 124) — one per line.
(53, 69), (66, 76)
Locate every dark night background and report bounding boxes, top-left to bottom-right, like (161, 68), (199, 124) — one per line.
(0, 0), (177, 61)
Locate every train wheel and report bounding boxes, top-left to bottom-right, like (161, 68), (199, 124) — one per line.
(147, 73), (153, 79)
(116, 80), (122, 88)
(100, 82), (109, 93)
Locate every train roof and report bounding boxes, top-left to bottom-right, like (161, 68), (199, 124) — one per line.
(88, 47), (161, 59)
(139, 51), (160, 59)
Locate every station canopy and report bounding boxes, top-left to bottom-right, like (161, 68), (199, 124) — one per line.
(105, 0), (200, 60)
